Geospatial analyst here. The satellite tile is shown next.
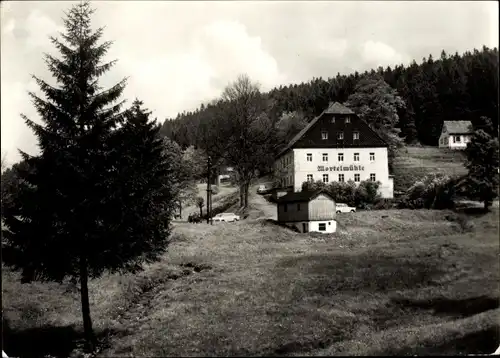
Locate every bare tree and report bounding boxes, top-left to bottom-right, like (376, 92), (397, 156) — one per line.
(199, 74), (276, 208)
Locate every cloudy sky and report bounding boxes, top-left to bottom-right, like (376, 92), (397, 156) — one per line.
(1, 1), (498, 165)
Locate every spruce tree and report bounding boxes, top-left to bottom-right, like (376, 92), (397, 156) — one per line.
(1, 3), (173, 352)
(464, 119), (500, 211)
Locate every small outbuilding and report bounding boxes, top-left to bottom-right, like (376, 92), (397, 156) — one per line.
(276, 189), (336, 233)
(438, 121), (473, 149)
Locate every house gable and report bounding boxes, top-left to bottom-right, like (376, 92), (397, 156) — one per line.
(276, 102), (387, 159)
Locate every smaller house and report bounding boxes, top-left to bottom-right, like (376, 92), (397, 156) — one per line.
(276, 189), (336, 234)
(439, 121), (473, 150)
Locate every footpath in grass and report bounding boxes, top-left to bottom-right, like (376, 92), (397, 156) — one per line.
(2, 206), (499, 357)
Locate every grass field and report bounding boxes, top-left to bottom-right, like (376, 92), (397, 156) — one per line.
(393, 146), (468, 192)
(3, 201), (498, 357)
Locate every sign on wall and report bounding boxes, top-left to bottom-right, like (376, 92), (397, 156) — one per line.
(317, 165), (365, 172)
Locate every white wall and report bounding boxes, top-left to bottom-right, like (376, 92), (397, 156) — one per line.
(292, 147), (392, 198)
(284, 220), (337, 233)
(447, 134), (470, 149)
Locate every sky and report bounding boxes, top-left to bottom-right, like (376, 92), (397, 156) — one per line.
(1, 1), (498, 166)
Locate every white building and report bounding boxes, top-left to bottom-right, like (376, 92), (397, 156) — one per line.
(276, 190), (337, 233)
(438, 121), (473, 150)
(274, 102), (394, 199)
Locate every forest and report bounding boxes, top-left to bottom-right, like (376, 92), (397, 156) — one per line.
(160, 46), (499, 149)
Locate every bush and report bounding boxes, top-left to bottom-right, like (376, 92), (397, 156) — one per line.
(373, 198), (399, 210)
(399, 173), (458, 210)
(211, 185), (220, 195)
(300, 179), (382, 208)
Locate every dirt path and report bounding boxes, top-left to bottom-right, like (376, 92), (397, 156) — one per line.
(247, 183), (277, 220)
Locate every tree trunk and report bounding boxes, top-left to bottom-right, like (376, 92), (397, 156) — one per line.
(79, 256), (96, 352)
(244, 181), (250, 208)
(484, 200), (491, 212)
(239, 183), (245, 207)
(179, 201), (182, 219)
(199, 205), (203, 217)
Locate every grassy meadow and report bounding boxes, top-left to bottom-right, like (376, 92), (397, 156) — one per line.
(3, 202), (498, 357)
(393, 146), (468, 192)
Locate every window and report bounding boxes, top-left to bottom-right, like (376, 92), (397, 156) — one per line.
(323, 174), (329, 183)
(354, 153), (360, 161)
(339, 174), (345, 182)
(307, 174), (313, 182)
(338, 153), (344, 162)
(369, 152), (375, 161)
(297, 203), (301, 211)
(345, 116), (350, 124)
(307, 153), (312, 162)
(354, 173), (360, 182)
(284, 204), (288, 212)
(322, 153), (328, 162)
(353, 131), (359, 140)
(331, 116), (336, 124)
(370, 173), (376, 182)
(318, 223), (326, 231)
(337, 132), (344, 140)
(321, 130), (328, 140)
(453, 135), (461, 143)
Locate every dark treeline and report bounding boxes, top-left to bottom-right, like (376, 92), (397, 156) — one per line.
(161, 46), (498, 147)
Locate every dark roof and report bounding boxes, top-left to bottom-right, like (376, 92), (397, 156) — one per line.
(276, 189), (334, 204)
(276, 102), (387, 158)
(442, 121), (473, 134)
(277, 102), (350, 158)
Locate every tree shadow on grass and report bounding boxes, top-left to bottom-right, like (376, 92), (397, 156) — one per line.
(392, 295), (499, 318)
(384, 326), (500, 356)
(2, 317), (125, 358)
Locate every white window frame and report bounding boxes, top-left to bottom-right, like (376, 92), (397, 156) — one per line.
(306, 153), (312, 162)
(369, 152), (375, 161)
(354, 173), (360, 182)
(338, 153), (344, 162)
(453, 135), (461, 143)
(337, 132), (344, 140)
(318, 223), (326, 231)
(345, 116), (350, 124)
(370, 173), (376, 182)
(322, 174), (329, 183)
(307, 174), (313, 182)
(322, 153), (328, 162)
(321, 131), (328, 140)
(339, 174), (345, 182)
(353, 131), (359, 140)
(354, 153), (359, 161)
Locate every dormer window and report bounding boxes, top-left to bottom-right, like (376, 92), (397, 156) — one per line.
(321, 130), (328, 140)
(353, 131), (359, 140)
(331, 116), (336, 124)
(345, 116), (350, 124)
(337, 132), (344, 140)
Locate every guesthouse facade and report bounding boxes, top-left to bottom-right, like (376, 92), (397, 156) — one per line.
(274, 102), (394, 198)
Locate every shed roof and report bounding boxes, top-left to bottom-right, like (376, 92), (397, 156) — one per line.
(276, 189), (334, 204)
(443, 121), (473, 134)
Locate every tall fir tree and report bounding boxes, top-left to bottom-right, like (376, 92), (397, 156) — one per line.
(463, 118), (499, 211)
(1, 3), (174, 352)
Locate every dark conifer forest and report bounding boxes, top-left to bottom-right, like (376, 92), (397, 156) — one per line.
(160, 47), (498, 149)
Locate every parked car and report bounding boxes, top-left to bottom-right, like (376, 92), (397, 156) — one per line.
(257, 184), (271, 195)
(212, 213), (240, 223)
(336, 203), (356, 213)
(188, 213), (202, 223)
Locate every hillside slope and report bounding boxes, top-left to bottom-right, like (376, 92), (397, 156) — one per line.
(393, 146), (468, 192)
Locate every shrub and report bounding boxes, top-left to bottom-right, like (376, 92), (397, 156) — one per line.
(211, 185), (220, 195)
(354, 180), (381, 208)
(373, 198), (399, 210)
(400, 173), (458, 210)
